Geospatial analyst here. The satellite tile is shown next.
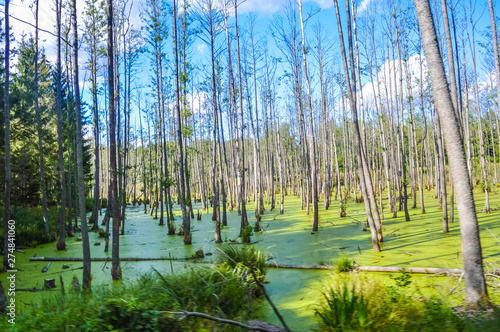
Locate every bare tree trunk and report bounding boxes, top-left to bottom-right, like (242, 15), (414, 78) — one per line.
(33, 0), (49, 234)
(55, 0), (67, 250)
(487, 0), (500, 119)
(333, 0), (380, 251)
(172, 0), (190, 244)
(299, 0), (319, 232)
(2, 0), (11, 278)
(415, 0), (489, 307)
(108, 0), (121, 281)
(73, 0), (91, 289)
(234, 0), (249, 232)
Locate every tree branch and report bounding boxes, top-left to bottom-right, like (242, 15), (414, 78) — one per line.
(0, 10), (71, 46)
(159, 311), (288, 332)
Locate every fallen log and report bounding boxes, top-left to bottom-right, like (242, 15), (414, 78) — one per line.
(30, 256), (197, 262)
(15, 288), (48, 292)
(355, 266), (463, 275)
(28, 257), (463, 275)
(159, 311), (294, 332)
(265, 263), (334, 270)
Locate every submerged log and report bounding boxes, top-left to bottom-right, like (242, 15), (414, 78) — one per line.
(30, 256), (197, 262)
(355, 266), (463, 275)
(28, 256), (463, 275)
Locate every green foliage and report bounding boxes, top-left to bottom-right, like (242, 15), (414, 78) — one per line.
(315, 274), (475, 332)
(317, 280), (371, 330)
(11, 265), (263, 332)
(0, 205), (59, 248)
(241, 225), (253, 244)
(339, 199), (347, 217)
(1, 36), (93, 209)
(98, 229), (106, 238)
(181, 124), (193, 139)
(218, 245), (267, 281)
(100, 197), (108, 209)
(390, 269), (412, 288)
(85, 197), (94, 213)
(335, 254), (354, 273)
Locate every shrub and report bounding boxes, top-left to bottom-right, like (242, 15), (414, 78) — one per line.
(241, 225), (253, 243)
(316, 273), (469, 332)
(335, 254), (354, 273)
(218, 245), (267, 281)
(100, 197), (108, 208)
(85, 197), (93, 213)
(0, 206), (59, 248)
(339, 199), (347, 218)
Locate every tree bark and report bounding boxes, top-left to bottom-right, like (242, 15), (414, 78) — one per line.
(415, 0), (489, 307)
(72, 0), (91, 290)
(108, 0), (121, 281)
(298, 0), (319, 232)
(55, 0), (67, 250)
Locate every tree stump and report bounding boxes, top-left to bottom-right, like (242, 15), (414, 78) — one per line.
(44, 278), (56, 289)
(72, 275), (80, 292)
(197, 210), (202, 221)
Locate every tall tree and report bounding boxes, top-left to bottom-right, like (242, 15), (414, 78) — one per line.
(84, 0), (105, 231)
(173, 0), (190, 244)
(55, 0), (67, 251)
(298, 0), (319, 231)
(333, 0), (381, 251)
(234, 0), (249, 233)
(72, 0), (92, 290)
(33, 0), (49, 234)
(2, 0), (11, 272)
(414, 0), (489, 307)
(108, 0), (121, 280)
(1, 0), (11, 310)
(487, 0), (500, 116)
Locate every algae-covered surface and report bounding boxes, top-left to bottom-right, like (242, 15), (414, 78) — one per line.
(2, 188), (500, 331)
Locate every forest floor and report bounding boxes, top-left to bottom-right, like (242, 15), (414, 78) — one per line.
(1, 187), (500, 331)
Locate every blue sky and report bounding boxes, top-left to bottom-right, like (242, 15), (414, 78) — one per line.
(1, 0), (498, 136)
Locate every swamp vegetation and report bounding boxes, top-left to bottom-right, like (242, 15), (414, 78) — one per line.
(1, 0), (500, 330)
(0, 189), (499, 331)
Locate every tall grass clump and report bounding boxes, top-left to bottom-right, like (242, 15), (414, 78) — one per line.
(316, 273), (467, 332)
(217, 245), (267, 280)
(335, 253), (354, 273)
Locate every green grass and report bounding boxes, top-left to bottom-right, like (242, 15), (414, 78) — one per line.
(218, 245), (267, 281)
(335, 253), (354, 272)
(1, 265), (263, 332)
(316, 273), (500, 332)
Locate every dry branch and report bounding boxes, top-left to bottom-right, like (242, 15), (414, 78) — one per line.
(160, 311), (292, 332)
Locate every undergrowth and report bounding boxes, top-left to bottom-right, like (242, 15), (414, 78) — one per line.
(335, 254), (354, 273)
(316, 273), (500, 331)
(217, 244), (267, 281)
(3, 264), (264, 332)
(0, 206), (60, 248)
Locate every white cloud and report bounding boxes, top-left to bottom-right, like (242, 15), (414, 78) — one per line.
(196, 43), (207, 54)
(361, 54), (430, 114)
(356, 0), (374, 15)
